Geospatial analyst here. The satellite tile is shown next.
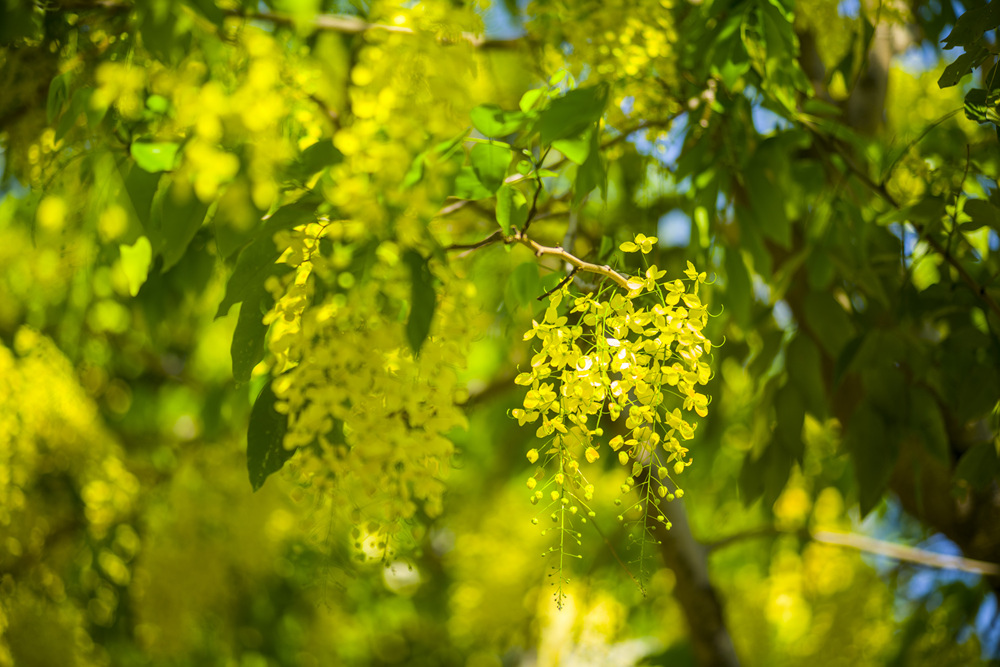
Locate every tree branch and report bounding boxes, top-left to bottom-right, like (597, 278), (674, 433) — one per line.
(706, 525), (1000, 577)
(226, 9), (523, 49)
(445, 230), (631, 288)
(804, 123), (1000, 321)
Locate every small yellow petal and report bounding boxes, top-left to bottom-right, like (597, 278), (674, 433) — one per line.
(526, 448), (539, 464)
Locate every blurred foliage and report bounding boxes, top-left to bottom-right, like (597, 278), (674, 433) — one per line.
(1, 0), (1000, 665)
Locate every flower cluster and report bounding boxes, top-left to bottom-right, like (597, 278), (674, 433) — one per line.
(514, 236), (713, 600)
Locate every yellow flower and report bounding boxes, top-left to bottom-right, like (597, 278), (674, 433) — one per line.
(526, 448), (539, 464)
(585, 446), (600, 463)
(620, 233), (658, 254)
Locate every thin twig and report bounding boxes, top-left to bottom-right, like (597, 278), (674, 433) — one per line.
(445, 230), (503, 252)
(537, 267), (580, 300)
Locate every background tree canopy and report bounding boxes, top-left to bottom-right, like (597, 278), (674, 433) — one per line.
(2, 0), (1000, 664)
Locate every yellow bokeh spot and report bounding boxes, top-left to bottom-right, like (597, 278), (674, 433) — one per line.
(36, 196), (67, 232)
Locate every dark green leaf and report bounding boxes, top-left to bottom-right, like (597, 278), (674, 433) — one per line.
(786, 335), (826, 418)
(470, 142), (511, 193)
(749, 329), (784, 379)
(537, 84), (609, 146)
(938, 47), (989, 88)
(845, 402), (899, 517)
(763, 442), (793, 506)
(774, 383), (805, 464)
(833, 334), (865, 388)
(573, 129), (606, 205)
(804, 291), (853, 357)
(247, 379), (292, 492)
(962, 198), (1000, 232)
(908, 386), (949, 463)
(955, 442), (999, 490)
(724, 247), (751, 329)
(964, 88), (991, 123)
(232, 289), (272, 384)
(184, 0), (225, 25)
(745, 145), (790, 247)
(159, 182), (210, 271)
(131, 142), (180, 173)
(287, 139), (342, 182)
(941, 2), (1000, 51)
(216, 201), (316, 317)
(122, 165), (162, 234)
(404, 250), (436, 355)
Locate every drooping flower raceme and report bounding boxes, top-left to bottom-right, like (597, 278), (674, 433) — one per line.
(513, 236), (713, 603)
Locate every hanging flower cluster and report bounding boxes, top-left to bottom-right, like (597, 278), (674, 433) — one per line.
(513, 235), (713, 602)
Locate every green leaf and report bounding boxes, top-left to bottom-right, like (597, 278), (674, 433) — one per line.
(470, 104), (526, 136)
(774, 383), (805, 464)
(122, 165), (161, 234)
(964, 88), (991, 124)
(941, 2), (1000, 51)
(519, 88), (544, 112)
(184, 0), (225, 25)
(833, 334), (865, 388)
(908, 386), (949, 463)
(955, 442), (999, 491)
(404, 250), (436, 355)
(216, 201), (316, 317)
(496, 183), (527, 235)
(724, 247), (751, 328)
(287, 139), (342, 182)
(804, 291), (853, 357)
(938, 46), (989, 88)
(573, 129), (606, 206)
(119, 236), (153, 297)
(452, 166), (494, 200)
(232, 289), (271, 384)
(845, 402), (899, 517)
(537, 84), (609, 146)
(56, 87), (90, 141)
(159, 182), (210, 271)
(470, 142), (511, 193)
(745, 144), (790, 247)
(247, 379), (292, 492)
(786, 335), (826, 418)
(552, 126), (593, 165)
(505, 261), (542, 312)
(962, 198), (1000, 234)
(131, 142), (180, 173)
(749, 329), (784, 379)
(46, 71), (70, 125)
